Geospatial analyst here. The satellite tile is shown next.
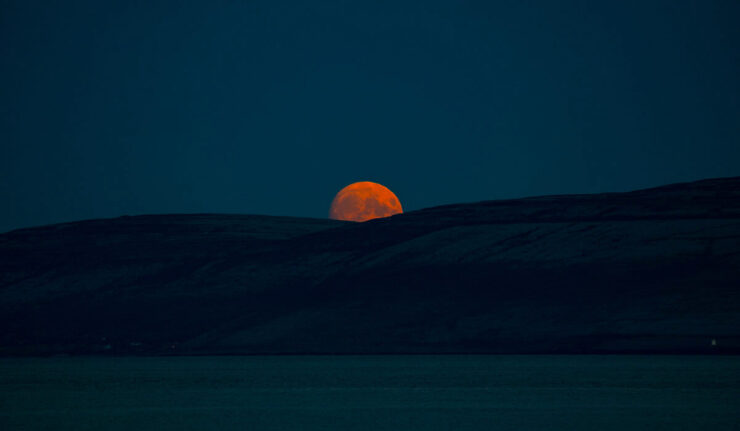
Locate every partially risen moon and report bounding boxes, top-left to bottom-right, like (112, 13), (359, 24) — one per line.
(329, 181), (403, 222)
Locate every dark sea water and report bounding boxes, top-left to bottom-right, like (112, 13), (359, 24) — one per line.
(1, 355), (738, 430)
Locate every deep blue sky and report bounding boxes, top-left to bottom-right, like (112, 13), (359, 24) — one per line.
(2, 0), (739, 232)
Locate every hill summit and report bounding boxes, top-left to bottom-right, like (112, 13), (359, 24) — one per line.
(1, 177), (739, 355)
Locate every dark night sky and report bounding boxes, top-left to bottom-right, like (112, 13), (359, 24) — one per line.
(2, 0), (739, 232)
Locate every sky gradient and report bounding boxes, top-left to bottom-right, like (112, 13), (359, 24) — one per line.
(2, 0), (739, 232)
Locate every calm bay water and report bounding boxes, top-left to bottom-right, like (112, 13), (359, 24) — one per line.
(1, 355), (738, 430)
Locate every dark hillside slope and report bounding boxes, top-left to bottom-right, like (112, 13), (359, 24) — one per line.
(1, 178), (739, 355)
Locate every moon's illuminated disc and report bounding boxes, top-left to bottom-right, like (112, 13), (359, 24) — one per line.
(329, 181), (403, 222)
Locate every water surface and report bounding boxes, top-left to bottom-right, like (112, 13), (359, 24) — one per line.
(1, 355), (738, 430)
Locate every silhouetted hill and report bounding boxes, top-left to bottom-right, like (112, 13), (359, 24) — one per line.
(1, 178), (739, 355)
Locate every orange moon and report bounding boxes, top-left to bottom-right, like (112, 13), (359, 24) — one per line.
(329, 181), (403, 222)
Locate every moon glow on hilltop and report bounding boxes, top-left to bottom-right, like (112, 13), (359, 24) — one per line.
(329, 182), (403, 222)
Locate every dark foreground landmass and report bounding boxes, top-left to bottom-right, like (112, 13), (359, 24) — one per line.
(1, 177), (739, 355)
